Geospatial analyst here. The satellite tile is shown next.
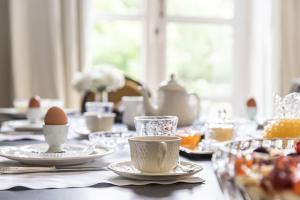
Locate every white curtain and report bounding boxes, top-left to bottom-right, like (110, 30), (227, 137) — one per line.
(247, 0), (300, 118)
(10, 0), (90, 108)
(280, 0), (300, 95)
(247, 0), (281, 118)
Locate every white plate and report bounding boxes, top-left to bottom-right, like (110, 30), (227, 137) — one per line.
(0, 143), (113, 166)
(109, 160), (202, 181)
(2, 120), (43, 132)
(180, 146), (213, 156)
(0, 108), (77, 119)
(0, 108), (26, 118)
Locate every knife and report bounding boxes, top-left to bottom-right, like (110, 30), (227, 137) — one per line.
(0, 166), (107, 174)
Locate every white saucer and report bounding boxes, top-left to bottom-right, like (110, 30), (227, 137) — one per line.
(109, 160), (202, 181)
(0, 143), (113, 166)
(2, 120), (43, 132)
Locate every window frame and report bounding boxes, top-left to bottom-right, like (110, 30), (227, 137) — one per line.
(91, 0), (249, 115)
(148, 0), (249, 115)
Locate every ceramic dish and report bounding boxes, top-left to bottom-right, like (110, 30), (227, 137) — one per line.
(179, 146), (213, 160)
(109, 160), (202, 181)
(0, 143), (113, 166)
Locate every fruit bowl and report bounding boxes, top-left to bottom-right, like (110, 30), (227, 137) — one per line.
(212, 139), (300, 200)
(263, 93), (300, 139)
(263, 118), (300, 139)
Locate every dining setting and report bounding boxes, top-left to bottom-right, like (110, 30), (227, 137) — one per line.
(0, 64), (294, 200)
(0, 70), (207, 185)
(1, 0), (300, 199)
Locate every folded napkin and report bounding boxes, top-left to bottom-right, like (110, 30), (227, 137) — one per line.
(0, 150), (205, 190)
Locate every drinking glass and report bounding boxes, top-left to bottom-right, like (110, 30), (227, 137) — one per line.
(134, 116), (178, 136)
(205, 121), (235, 142)
(89, 131), (134, 150)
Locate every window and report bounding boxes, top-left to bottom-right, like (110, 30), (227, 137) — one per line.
(165, 0), (234, 117)
(90, 0), (246, 117)
(90, 0), (144, 80)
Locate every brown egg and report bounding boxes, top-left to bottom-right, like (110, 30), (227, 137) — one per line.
(44, 106), (68, 125)
(28, 96), (41, 108)
(246, 98), (257, 107)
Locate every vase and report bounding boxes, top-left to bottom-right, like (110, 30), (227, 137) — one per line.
(96, 90), (108, 102)
(85, 90), (112, 113)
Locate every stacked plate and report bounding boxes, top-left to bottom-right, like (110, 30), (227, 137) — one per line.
(2, 120), (43, 132)
(0, 143), (113, 166)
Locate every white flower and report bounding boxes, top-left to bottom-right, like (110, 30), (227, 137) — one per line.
(72, 72), (93, 93)
(72, 65), (125, 93)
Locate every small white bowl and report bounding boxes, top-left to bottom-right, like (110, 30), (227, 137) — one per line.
(26, 108), (42, 123)
(84, 112), (115, 132)
(43, 124), (69, 153)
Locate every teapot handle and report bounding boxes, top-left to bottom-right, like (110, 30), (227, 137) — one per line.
(189, 93), (200, 120)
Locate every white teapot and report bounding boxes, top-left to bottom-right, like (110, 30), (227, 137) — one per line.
(140, 74), (200, 127)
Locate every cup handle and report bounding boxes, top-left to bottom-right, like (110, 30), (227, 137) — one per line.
(158, 141), (167, 169)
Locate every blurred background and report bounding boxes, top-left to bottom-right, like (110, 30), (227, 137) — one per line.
(0, 0), (299, 119)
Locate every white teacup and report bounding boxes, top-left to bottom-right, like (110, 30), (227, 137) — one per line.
(84, 112), (115, 132)
(128, 136), (181, 173)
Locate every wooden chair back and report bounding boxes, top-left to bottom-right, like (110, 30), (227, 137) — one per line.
(81, 76), (149, 113)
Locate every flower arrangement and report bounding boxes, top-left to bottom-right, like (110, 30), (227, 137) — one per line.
(73, 65), (125, 101)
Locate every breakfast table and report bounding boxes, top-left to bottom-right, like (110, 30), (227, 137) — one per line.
(0, 139), (224, 200)
(0, 100), (233, 200)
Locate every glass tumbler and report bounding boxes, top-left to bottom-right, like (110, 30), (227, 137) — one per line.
(205, 121), (235, 142)
(134, 116), (178, 136)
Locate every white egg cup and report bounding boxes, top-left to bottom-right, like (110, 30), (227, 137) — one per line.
(43, 124), (69, 153)
(26, 108), (42, 123)
(247, 107), (257, 120)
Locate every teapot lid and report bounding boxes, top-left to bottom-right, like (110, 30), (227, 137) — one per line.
(159, 74), (186, 92)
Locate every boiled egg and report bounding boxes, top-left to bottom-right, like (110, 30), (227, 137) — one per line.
(246, 98), (257, 108)
(28, 96), (41, 108)
(44, 106), (68, 125)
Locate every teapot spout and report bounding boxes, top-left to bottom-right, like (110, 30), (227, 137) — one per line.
(139, 86), (158, 115)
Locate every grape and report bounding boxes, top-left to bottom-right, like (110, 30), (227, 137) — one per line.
(270, 168), (293, 190)
(295, 140), (300, 155)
